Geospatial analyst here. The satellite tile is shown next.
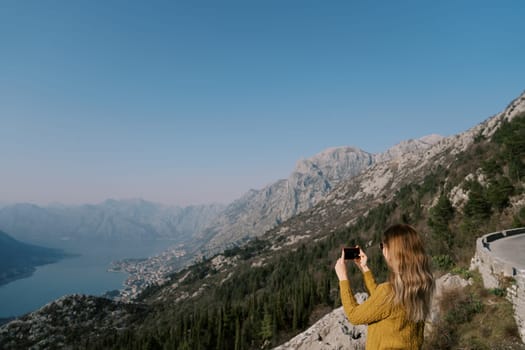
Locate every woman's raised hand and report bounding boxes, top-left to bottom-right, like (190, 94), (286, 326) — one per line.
(354, 246), (369, 272)
(334, 249), (348, 281)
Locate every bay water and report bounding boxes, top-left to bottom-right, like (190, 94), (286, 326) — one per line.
(0, 239), (171, 318)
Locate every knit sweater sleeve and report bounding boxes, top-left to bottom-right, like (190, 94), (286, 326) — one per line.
(339, 274), (392, 325)
(363, 270), (377, 294)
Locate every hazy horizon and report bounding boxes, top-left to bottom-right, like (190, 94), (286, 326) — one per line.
(1, 133), (445, 208)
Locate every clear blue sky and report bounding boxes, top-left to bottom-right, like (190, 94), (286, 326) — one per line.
(1, 0), (524, 206)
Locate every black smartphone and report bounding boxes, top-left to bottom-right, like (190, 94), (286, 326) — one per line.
(344, 247), (360, 260)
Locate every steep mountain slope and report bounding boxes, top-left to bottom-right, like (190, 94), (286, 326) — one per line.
(201, 138), (443, 253)
(268, 91), (525, 247)
(200, 147), (375, 251)
(1, 91), (524, 349)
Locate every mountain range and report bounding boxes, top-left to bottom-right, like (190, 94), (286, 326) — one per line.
(0, 199), (225, 244)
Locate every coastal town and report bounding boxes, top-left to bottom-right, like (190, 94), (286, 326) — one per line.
(107, 244), (187, 302)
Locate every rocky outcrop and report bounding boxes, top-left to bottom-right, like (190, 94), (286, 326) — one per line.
(426, 273), (472, 333)
(273, 293), (368, 350)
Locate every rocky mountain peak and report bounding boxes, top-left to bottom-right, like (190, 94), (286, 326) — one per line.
(292, 147), (374, 181)
(201, 134), (448, 253)
(375, 134), (444, 163)
(202, 147), (376, 251)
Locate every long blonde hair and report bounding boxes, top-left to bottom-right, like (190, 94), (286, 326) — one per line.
(383, 224), (435, 322)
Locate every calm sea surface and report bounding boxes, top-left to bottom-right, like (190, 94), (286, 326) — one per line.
(0, 239), (171, 318)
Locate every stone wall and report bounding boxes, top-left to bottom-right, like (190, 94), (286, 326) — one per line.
(470, 227), (525, 343)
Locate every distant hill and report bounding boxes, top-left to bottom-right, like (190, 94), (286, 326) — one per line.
(0, 230), (67, 286)
(0, 200), (225, 243)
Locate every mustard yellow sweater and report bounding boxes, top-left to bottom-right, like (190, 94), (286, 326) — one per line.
(339, 270), (424, 350)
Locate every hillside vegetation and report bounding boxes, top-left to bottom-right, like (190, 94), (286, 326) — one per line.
(83, 112), (525, 349)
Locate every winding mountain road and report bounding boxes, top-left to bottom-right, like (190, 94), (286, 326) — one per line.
(489, 234), (525, 269)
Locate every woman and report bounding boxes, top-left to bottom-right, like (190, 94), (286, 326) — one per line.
(334, 224), (434, 349)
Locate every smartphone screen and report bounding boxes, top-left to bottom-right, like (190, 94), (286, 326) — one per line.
(344, 247), (360, 260)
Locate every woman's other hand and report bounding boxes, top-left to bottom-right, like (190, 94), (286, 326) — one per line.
(354, 246), (369, 273)
(335, 249), (348, 281)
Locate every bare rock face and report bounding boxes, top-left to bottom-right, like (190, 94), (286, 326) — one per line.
(374, 134), (444, 164)
(273, 293), (368, 350)
(435, 273), (472, 294)
(427, 273), (472, 329)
